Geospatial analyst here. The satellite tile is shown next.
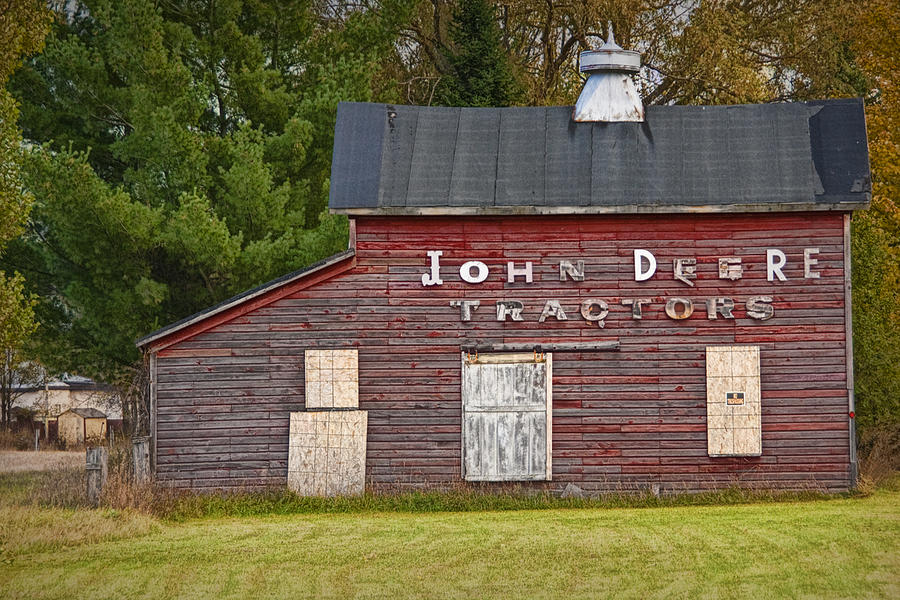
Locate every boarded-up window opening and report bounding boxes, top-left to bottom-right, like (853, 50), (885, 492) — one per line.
(461, 352), (552, 481)
(305, 349), (359, 409)
(706, 346), (762, 457)
(290, 349), (366, 497)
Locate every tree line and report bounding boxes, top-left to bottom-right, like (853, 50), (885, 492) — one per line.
(0, 0), (896, 440)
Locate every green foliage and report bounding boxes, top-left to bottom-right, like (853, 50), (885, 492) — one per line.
(0, 273), (36, 353)
(0, 1), (51, 427)
(5, 0), (410, 382)
(1, 0), (897, 443)
(434, 0), (522, 107)
(0, 0), (51, 254)
(396, 1), (866, 106)
(0, 91), (31, 249)
(851, 0), (900, 436)
(852, 215), (900, 431)
(0, 271), (38, 427)
(159, 485), (841, 522)
(0, 1), (51, 83)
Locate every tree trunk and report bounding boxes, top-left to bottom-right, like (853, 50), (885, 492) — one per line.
(1, 357), (10, 430)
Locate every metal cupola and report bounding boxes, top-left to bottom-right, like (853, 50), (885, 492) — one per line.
(573, 24), (644, 122)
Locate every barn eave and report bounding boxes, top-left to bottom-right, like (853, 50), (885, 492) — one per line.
(135, 249), (356, 352)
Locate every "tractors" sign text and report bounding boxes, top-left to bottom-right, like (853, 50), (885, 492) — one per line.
(420, 248), (824, 327)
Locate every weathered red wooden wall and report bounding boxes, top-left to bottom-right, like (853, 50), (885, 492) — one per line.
(152, 212), (852, 492)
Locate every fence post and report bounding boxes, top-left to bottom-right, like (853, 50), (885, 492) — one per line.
(86, 446), (108, 506)
(132, 436), (151, 484)
(34, 429), (39, 451)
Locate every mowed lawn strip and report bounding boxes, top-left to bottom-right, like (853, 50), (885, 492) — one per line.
(1, 487), (898, 600)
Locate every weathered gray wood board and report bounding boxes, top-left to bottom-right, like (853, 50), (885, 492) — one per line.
(132, 436), (151, 484)
(86, 446), (108, 506)
(462, 353), (551, 481)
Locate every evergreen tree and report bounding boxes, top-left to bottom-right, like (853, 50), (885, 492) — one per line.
(434, 0), (522, 107)
(3, 0), (409, 384)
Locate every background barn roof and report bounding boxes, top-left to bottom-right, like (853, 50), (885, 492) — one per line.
(66, 407), (107, 419)
(329, 99), (870, 215)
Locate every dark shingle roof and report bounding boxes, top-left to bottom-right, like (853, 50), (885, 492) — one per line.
(329, 99), (870, 215)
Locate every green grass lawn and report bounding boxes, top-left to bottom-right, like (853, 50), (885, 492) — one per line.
(1, 478), (898, 599)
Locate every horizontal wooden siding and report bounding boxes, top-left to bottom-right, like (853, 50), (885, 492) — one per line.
(154, 213), (851, 492)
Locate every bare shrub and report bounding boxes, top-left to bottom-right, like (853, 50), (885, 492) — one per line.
(0, 428), (34, 450)
(98, 438), (176, 513)
(857, 425), (900, 493)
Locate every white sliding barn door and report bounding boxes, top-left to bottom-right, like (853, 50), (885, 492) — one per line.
(461, 353), (552, 481)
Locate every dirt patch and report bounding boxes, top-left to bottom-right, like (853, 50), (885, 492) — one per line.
(0, 451), (83, 473)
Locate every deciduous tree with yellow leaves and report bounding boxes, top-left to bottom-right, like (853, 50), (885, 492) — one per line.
(0, 0), (50, 428)
(851, 0), (900, 444)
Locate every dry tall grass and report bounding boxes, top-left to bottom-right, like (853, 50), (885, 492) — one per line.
(17, 439), (179, 514)
(3, 432), (896, 524)
(0, 450), (82, 473)
(0, 439), (166, 558)
(0, 429), (36, 451)
(0, 502), (159, 557)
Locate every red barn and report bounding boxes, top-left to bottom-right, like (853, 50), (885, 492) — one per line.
(137, 44), (870, 495)
(136, 99), (869, 495)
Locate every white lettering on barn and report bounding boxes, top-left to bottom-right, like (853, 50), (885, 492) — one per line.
(706, 297), (736, 319)
(417, 249), (819, 325)
(420, 249), (820, 286)
(507, 262), (533, 283)
(538, 300), (567, 323)
(421, 250), (443, 286)
(766, 249), (787, 281)
(804, 248), (821, 279)
(665, 298), (694, 319)
(673, 258), (697, 286)
(559, 260), (585, 281)
(718, 257), (743, 280)
(580, 300), (609, 328)
(449, 300), (480, 321)
(496, 301), (525, 321)
(449, 296), (775, 325)
(634, 249), (657, 281)
(460, 261), (489, 284)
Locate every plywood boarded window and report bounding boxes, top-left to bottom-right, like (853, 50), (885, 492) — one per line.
(706, 346), (761, 457)
(461, 352), (552, 481)
(305, 349), (359, 409)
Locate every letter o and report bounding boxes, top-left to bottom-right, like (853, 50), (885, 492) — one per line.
(460, 261), (489, 284)
(665, 297), (694, 320)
